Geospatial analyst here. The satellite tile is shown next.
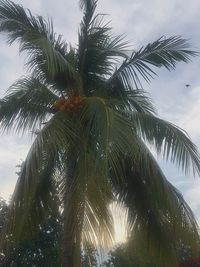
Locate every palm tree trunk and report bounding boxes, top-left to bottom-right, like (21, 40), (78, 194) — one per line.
(61, 233), (74, 267)
(61, 195), (83, 267)
(61, 206), (82, 267)
(61, 149), (86, 267)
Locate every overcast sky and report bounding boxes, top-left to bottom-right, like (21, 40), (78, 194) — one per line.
(0, 0), (200, 233)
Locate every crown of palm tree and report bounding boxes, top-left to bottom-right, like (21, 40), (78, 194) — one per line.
(0, 0), (199, 266)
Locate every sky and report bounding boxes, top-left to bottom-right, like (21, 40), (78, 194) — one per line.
(0, 0), (200, 243)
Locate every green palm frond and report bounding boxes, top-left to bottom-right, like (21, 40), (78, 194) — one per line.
(79, 0), (97, 21)
(0, 77), (58, 133)
(109, 36), (196, 89)
(126, 90), (155, 113)
(107, 89), (156, 114)
(80, 97), (140, 166)
(79, 20), (127, 76)
(7, 153), (59, 241)
(60, 143), (114, 265)
(69, 149), (113, 251)
(81, 98), (144, 187)
(15, 111), (80, 200)
(131, 112), (200, 175)
(0, 0), (78, 90)
(2, 111), (80, 245)
(135, 184), (199, 266)
(112, 145), (199, 266)
(78, 3), (128, 95)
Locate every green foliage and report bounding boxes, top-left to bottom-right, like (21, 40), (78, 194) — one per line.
(81, 245), (99, 267)
(0, 197), (62, 267)
(101, 246), (139, 267)
(101, 240), (200, 267)
(0, 198), (99, 267)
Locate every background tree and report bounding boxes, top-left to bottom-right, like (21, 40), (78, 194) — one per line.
(0, 198), (99, 267)
(101, 245), (139, 267)
(100, 235), (200, 267)
(81, 246), (98, 267)
(0, 0), (200, 266)
(0, 197), (62, 267)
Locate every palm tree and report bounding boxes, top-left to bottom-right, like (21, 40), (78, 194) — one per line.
(0, 0), (199, 266)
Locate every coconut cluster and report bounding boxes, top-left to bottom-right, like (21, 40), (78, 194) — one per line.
(53, 96), (84, 113)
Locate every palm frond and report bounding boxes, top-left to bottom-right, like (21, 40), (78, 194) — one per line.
(9, 153), (59, 241)
(0, 77), (58, 134)
(134, 184), (199, 266)
(60, 144), (113, 264)
(112, 144), (199, 266)
(126, 90), (155, 113)
(1, 111), (81, 249)
(0, 0), (78, 91)
(109, 36), (196, 89)
(83, 155), (114, 250)
(132, 112), (200, 175)
(80, 98), (200, 265)
(106, 89), (156, 114)
(79, 0), (97, 22)
(80, 97), (141, 185)
(78, 9), (128, 95)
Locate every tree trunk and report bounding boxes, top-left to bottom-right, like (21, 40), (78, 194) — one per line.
(61, 194), (83, 267)
(61, 150), (86, 267)
(61, 235), (74, 267)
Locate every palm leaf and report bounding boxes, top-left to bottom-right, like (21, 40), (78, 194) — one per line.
(106, 89), (156, 114)
(78, 3), (128, 95)
(109, 36), (196, 89)
(112, 144), (199, 266)
(63, 148), (114, 253)
(0, 0), (79, 91)
(0, 77), (58, 133)
(1, 110), (81, 251)
(79, 0), (97, 22)
(131, 112), (200, 175)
